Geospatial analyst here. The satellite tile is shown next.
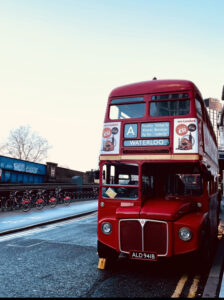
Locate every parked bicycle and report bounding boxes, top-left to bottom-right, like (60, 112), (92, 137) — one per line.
(63, 191), (71, 206)
(93, 186), (99, 198)
(35, 189), (48, 210)
(3, 191), (20, 211)
(51, 187), (72, 206)
(0, 195), (7, 212)
(21, 190), (34, 212)
(48, 190), (57, 208)
(10, 191), (21, 210)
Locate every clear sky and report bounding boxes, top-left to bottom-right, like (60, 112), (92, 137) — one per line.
(0, 0), (224, 172)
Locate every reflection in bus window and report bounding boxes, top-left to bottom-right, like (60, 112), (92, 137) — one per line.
(142, 163), (203, 198)
(166, 173), (202, 196)
(150, 100), (190, 117)
(102, 163), (139, 185)
(102, 186), (138, 200)
(195, 98), (203, 117)
(110, 103), (145, 119)
(142, 175), (154, 198)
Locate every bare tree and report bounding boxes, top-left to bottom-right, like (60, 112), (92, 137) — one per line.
(1, 125), (51, 163)
(0, 142), (6, 153)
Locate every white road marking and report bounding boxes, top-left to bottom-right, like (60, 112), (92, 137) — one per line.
(7, 241), (45, 248)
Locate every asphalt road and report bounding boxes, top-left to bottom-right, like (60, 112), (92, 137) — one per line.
(0, 212), (215, 298)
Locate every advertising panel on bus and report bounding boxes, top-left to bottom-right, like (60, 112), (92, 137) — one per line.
(173, 118), (198, 153)
(100, 122), (121, 154)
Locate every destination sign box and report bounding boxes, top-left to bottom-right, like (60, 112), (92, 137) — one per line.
(124, 139), (169, 147)
(141, 122), (170, 138)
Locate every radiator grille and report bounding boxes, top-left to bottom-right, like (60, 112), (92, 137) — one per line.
(144, 221), (167, 254)
(119, 219), (168, 256)
(120, 220), (142, 252)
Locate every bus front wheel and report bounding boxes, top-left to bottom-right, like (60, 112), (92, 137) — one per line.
(97, 241), (119, 268)
(197, 221), (214, 269)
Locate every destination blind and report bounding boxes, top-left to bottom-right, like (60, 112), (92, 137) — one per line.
(124, 122), (170, 147)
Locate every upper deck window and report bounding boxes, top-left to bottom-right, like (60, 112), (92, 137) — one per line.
(111, 97), (144, 104)
(150, 93), (190, 117)
(195, 98), (203, 117)
(110, 103), (145, 119)
(151, 93), (189, 100)
(150, 100), (190, 117)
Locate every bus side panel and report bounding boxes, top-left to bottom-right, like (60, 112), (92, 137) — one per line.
(98, 217), (119, 251)
(208, 193), (219, 241)
(173, 212), (207, 255)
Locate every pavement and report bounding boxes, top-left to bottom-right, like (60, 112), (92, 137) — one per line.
(0, 199), (98, 235)
(1, 198), (224, 298)
(202, 200), (224, 298)
(218, 202), (224, 298)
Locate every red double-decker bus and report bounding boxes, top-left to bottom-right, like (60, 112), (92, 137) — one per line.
(97, 79), (220, 268)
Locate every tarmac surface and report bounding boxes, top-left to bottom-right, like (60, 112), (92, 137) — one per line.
(1, 198), (224, 298)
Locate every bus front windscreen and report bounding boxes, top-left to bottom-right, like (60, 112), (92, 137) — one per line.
(110, 103), (145, 119)
(150, 100), (190, 117)
(141, 163), (203, 198)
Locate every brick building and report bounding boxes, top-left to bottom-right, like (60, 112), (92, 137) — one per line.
(46, 162), (94, 184)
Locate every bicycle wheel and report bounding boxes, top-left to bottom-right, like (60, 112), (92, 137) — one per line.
(22, 201), (31, 212)
(35, 200), (44, 210)
(49, 197), (57, 208)
(6, 199), (13, 211)
(63, 196), (71, 206)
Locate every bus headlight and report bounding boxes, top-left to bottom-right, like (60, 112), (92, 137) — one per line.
(178, 227), (192, 241)
(102, 222), (112, 235)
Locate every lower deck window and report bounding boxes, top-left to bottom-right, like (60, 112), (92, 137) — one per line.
(101, 162), (139, 200)
(141, 163), (203, 198)
(102, 186), (138, 199)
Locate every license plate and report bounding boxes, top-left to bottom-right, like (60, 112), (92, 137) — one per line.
(130, 251), (157, 261)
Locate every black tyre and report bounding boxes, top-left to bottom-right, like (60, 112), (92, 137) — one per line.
(36, 201), (44, 210)
(50, 200), (57, 208)
(97, 240), (119, 269)
(22, 203), (31, 212)
(64, 198), (71, 206)
(196, 220), (215, 270)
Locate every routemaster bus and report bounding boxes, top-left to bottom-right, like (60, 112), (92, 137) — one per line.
(97, 79), (220, 269)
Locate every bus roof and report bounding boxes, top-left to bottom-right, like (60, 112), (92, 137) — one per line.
(109, 79), (202, 98)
